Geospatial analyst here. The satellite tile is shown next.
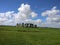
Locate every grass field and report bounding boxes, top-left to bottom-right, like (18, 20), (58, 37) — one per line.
(0, 26), (60, 45)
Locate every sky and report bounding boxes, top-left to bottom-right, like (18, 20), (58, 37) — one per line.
(0, 0), (60, 28)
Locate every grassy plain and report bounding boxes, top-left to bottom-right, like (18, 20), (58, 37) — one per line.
(0, 26), (60, 45)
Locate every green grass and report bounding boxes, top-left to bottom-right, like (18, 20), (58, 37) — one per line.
(0, 26), (60, 45)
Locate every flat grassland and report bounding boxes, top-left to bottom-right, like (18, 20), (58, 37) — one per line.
(0, 26), (60, 45)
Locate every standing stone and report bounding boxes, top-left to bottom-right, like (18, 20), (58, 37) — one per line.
(22, 23), (24, 27)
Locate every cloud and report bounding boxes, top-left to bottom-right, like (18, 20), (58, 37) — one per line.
(18, 3), (37, 18)
(0, 3), (42, 26)
(24, 19), (42, 25)
(14, 3), (41, 24)
(31, 12), (37, 18)
(41, 6), (60, 28)
(41, 6), (60, 17)
(0, 11), (14, 25)
(18, 3), (31, 18)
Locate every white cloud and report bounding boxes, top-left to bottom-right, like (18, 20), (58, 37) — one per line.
(25, 19), (42, 24)
(0, 3), (42, 26)
(31, 12), (37, 18)
(14, 3), (40, 24)
(52, 6), (56, 10)
(18, 3), (31, 18)
(18, 3), (37, 18)
(42, 6), (60, 17)
(41, 6), (60, 28)
(0, 11), (14, 25)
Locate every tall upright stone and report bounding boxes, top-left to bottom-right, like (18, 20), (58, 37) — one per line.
(22, 23), (24, 27)
(34, 25), (37, 28)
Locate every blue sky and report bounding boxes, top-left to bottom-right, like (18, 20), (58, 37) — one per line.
(0, 0), (60, 28)
(0, 0), (60, 12)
